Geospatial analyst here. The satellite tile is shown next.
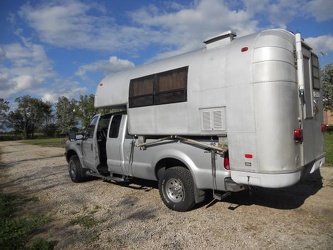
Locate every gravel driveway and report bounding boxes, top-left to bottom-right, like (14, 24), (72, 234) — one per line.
(1, 141), (333, 250)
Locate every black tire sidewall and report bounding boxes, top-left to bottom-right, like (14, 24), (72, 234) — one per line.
(68, 156), (85, 182)
(159, 167), (195, 212)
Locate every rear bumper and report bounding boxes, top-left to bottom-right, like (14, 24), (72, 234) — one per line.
(231, 170), (302, 188)
(231, 154), (326, 188)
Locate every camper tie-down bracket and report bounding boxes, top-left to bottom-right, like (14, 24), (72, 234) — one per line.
(136, 135), (228, 154)
(136, 135), (229, 201)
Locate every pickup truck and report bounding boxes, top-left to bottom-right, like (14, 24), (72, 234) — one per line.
(65, 111), (244, 212)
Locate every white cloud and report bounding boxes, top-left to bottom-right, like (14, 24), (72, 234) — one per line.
(243, 0), (333, 29)
(15, 0), (333, 58)
(37, 79), (88, 104)
(127, 0), (258, 60)
(308, 0), (333, 22)
(0, 40), (55, 101)
(12, 75), (35, 90)
(76, 56), (135, 82)
(305, 35), (333, 55)
(19, 0), (138, 51)
(18, 0), (258, 55)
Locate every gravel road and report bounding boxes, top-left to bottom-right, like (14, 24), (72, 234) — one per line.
(0, 141), (333, 250)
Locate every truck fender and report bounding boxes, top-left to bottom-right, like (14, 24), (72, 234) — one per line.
(153, 149), (205, 204)
(65, 147), (86, 169)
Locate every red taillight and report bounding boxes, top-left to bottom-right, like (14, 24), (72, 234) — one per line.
(294, 128), (303, 142)
(241, 47), (248, 52)
(245, 153), (253, 159)
(321, 124), (327, 133)
(224, 151), (230, 170)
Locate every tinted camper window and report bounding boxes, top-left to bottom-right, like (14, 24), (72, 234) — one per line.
(312, 54), (320, 90)
(129, 66), (188, 108)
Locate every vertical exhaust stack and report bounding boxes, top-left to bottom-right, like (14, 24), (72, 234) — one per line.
(204, 30), (237, 49)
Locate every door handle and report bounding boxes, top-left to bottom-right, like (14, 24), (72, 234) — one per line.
(91, 144), (93, 151)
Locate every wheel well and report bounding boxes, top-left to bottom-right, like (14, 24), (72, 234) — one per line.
(66, 150), (78, 162)
(155, 157), (206, 204)
(155, 158), (187, 179)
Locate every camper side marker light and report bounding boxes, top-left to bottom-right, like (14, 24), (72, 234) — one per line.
(321, 124), (327, 133)
(99, 82), (103, 87)
(241, 47), (248, 52)
(294, 128), (303, 142)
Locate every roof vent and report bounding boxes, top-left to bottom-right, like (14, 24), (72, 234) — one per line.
(204, 30), (237, 49)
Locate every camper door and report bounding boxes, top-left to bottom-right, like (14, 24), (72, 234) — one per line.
(298, 40), (325, 167)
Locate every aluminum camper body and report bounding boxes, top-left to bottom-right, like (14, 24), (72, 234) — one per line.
(66, 29), (325, 211)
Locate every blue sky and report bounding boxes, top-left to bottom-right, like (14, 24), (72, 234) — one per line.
(0, 0), (332, 108)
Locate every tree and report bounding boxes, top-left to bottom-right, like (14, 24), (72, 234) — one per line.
(55, 96), (77, 135)
(7, 95), (52, 139)
(75, 94), (96, 128)
(322, 64), (333, 111)
(0, 98), (9, 131)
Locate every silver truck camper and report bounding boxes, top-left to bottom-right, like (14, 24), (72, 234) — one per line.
(66, 29), (325, 211)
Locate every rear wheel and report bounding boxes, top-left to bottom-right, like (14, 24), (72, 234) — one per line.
(68, 155), (87, 182)
(158, 166), (196, 212)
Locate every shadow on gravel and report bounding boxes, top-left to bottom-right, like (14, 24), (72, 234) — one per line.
(0, 164), (69, 194)
(98, 169), (323, 211)
(214, 169), (323, 210)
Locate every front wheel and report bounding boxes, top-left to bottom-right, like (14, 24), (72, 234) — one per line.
(68, 155), (87, 183)
(158, 166), (196, 212)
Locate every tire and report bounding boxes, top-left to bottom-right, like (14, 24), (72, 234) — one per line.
(158, 166), (196, 212)
(68, 155), (87, 183)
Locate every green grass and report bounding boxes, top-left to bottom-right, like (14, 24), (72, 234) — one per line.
(69, 204), (103, 229)
(324, 133), (333, 166)
(0, 192), (57, 250)
(21, 137), (67, 148)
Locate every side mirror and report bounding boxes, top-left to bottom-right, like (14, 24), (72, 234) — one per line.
(68, 130), (77, 141)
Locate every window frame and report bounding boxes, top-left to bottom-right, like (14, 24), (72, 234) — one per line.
(311, 53), (320, 90)
(129, 66), (188, 108)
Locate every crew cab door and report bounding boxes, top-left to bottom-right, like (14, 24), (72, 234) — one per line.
(106, 114), (127, 175)
(81, 115), (100, 170)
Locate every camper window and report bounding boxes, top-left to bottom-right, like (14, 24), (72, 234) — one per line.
(129, 66), (188, 108)
(312, 54), (320, 90)
(155, 67), (188, 105)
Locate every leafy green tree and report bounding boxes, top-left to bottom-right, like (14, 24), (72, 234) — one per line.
(75, 94), (96, 128)
(0, 98), (9, 131)
(55, 96), (77, 135)
(7, 95), (52, 139)
(322, 64), (333, 111)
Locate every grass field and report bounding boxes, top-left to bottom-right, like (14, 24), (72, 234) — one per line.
(324, 132), (333, 166)
(21, 137), (67, 148)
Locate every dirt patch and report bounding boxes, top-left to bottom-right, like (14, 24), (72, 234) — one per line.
(1, 141), (333, 249)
